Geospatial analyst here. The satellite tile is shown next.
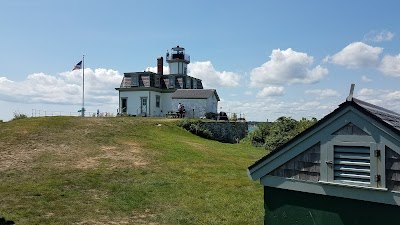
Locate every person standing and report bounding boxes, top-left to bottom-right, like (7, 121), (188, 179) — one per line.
(178, 103), (183, 118)
(181, 104), (185, 118)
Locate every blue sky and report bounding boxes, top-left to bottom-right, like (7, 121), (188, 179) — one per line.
(1, 0), (400, 121)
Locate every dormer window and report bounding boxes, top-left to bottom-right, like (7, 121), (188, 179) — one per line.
(193, 79), (197, 89)
(131, 75), (139, 87)
(155, 77), (160, 88)
(169, 77), (174, 88)
(186, 77), (191, 89)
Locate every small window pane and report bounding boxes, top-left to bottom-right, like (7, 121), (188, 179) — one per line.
(186, 77), (191, 89)
(193, 79), (197, 89)
(132, 75), (139, 86)
(169, 77), (174, 88)
(156, 95), (160, 108)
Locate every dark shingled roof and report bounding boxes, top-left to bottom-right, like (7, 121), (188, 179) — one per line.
(353, 98), (400, 132)
(248, 97), (400, 171)
(171, 89), (220, 101)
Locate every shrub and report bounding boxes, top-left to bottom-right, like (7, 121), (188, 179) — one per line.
(177, 119), (213, 139)
(176, 118), (192, 130)
(248, 122), (271, 147)
(248, 117), (317, 151)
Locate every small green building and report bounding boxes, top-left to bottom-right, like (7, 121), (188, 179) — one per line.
(248, 93), (400, 224)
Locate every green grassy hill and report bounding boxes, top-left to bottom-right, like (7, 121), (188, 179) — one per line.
(0, 117), (266, 225)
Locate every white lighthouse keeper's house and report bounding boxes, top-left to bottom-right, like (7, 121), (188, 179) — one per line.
(115, 46), (219, 117)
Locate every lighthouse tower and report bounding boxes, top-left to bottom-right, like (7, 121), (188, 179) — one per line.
(166, 45), (190, 75)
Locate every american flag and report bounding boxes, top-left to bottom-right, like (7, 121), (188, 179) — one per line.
(72, 60), (82, 71)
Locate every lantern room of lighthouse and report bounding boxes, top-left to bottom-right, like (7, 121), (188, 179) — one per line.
(166, 45), (190, 75)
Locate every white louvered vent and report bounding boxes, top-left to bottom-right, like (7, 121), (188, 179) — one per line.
(333, 146), (371, 184)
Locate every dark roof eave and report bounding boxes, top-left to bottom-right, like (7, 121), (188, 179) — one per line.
(351, 99), (400, 137)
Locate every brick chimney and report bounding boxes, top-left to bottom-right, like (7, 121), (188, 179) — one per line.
(157, 56), (163, 75)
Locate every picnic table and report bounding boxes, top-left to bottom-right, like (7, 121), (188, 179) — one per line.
(166, 111), (177, 118)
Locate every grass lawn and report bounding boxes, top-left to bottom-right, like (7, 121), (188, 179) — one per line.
(0, 117), (267, 224)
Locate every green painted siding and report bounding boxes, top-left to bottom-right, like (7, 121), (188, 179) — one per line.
(265, 187), (400, 225)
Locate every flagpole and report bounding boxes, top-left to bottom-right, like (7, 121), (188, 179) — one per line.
(82, 54), (85, 117)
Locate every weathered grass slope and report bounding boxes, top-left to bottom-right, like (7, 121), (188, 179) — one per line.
(0, 117), (266, 225)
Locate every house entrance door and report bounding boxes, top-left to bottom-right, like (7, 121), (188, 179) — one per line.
(140, 97), (147, 116)
(121, 98), (127, 114)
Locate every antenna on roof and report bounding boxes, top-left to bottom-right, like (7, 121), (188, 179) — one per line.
(346, 83), (355, 102)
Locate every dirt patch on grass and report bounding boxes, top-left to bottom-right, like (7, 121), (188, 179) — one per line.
(75, 157), (100, 169)
(0, 142), (52, 172)
(75, 141), (148, 169)
(0, 139), (149, 172)
(75, 209), (158, 225)
(132, 209), (158, 225)
(75, 219), (130, 225)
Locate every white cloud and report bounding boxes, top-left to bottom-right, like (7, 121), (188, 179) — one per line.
(364, 30), (395, 42)
(356, 88), (400, 113)
(358, 88), (378, 97)
(244, 91), (253, 96)
(145, 66), (170, 74)
(386, 91), (400, 101)
(379, 54), (400, 77)
(250, 48), (328, 87)
(305, 89), (340, 98)
(145, 61), (240, 88)
(0, 68), (122, 106)
(188, 61), (240, 88)
(361, 75), (372, 82)
(218, 97), (339, 122)
(256, 86), (285, 97)
(295, 101), (323, 112)
(325, 42), (383, 68)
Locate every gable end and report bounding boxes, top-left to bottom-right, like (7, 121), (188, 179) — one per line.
(332, 122), (369, 136)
